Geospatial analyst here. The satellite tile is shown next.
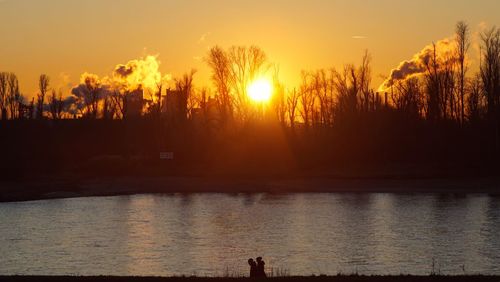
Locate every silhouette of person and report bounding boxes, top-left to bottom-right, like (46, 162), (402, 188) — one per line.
(256, 257), (266, 277)
(248, 258), (257, 278)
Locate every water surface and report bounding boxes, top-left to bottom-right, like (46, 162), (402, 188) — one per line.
(1, 193), (499, 276)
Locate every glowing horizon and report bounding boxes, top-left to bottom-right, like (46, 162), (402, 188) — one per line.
(0, 0), (499, 98)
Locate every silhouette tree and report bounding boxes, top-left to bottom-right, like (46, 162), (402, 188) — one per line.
(227, 46), (268, 122)
(299, 71), (315, 128)
(481, 28), (500, 119)
(80, 74), (101, 119)
(198, 87), (211, 123)
(480, 27), (500, 150)
(456, 21), (470, 125)
(424, 44), (442, 121)
(48, 89), (64, 120)
(271, 66), (286, 124)
(333, 65), (358, 120)
(173, 69), (196, 123)
(108, 89), (126, 119)
(0, 72), (8, 120)
(286, 88), (299, 128)
(441, 52), (456, 121)
(28, 97), (35, 119)
(7, 73), (20, 120)
(310, 69), (334, 127)
(37, 74), (50, 119)
(187, 85), (201, 120)
(206, 46), (270, 123)
(207, 46), (233, 124)
(358, 51), (372, 113)
(467, 73), (484, 123)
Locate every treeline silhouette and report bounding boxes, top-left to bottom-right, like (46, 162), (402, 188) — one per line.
(0, 21), (499, 180)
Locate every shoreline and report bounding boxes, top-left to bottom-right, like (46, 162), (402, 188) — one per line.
(1, 176), (500, 203)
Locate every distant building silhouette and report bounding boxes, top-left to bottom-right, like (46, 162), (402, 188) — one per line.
(192, 96), (220, 126)
(124, 87), (144, 119)
(165, 89), (188, 124)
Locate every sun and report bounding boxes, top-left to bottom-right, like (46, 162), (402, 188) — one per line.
(248, 78), (273, 103)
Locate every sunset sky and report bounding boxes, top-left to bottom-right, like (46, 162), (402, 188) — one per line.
(1, 0), (499, 98)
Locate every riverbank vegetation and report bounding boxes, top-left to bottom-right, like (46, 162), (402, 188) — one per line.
(1, 22), (500, 183)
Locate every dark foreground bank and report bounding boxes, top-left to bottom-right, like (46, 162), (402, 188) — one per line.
(1, 276), (500, 282)
(2, 118), (500, 203)
(1, 176), (500, 202)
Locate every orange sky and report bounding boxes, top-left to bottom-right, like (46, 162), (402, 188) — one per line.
(0, 0), (499, 98)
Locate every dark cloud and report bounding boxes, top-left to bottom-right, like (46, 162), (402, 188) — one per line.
(114, 64), (136, 78)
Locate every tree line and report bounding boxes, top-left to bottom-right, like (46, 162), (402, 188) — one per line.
(1, 21), (500, 150)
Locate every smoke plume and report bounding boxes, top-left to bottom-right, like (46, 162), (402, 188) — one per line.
(71, 55), (170, 102)
(112, 55), (166, 92)
(379, 37), (456, 92)
(70, 72), (111, 112)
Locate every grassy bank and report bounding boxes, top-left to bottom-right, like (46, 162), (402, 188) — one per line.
(1, 276), (499, 282)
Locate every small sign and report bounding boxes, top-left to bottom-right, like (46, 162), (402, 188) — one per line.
(160, 152), (174, 160)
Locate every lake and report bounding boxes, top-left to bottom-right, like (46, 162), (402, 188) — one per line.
(1, 193), (499, 276)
